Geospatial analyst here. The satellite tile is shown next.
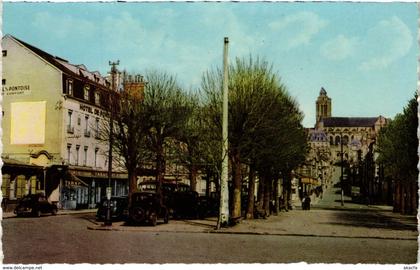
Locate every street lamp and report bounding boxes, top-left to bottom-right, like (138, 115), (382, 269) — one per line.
(104, 60), (119, 226)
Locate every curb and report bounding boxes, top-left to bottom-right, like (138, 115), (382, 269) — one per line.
(209, 230), (418, 241)
(2, 209), (97, 219)
(86, 224), (418, 241)
(87, 224), (212, 234)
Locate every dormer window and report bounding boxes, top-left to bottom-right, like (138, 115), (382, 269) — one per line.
(66, 79), (73, 96)
(94, 91), (100, 105)
(84, 85), (90, 101)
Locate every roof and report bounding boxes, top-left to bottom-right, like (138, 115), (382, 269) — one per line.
(5, 34), (109, 88)
(322, 117), (378, 127)
(308, 129), (328, 142)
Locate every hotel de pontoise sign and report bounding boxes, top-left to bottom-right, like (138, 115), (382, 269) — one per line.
(2, 85), (31, 96)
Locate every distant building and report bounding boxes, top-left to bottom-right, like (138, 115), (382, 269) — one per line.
(1, 34), (128, 210)
(295, 88), (388, 202)
(315, 88), (388, 164)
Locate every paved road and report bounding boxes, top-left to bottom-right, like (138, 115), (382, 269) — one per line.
(2, 213), (417, 264)
(2, 167), (417, 264)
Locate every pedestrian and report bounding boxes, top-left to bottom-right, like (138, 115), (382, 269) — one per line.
(301, 193), (311, 210)
(305, 195), (311, 210)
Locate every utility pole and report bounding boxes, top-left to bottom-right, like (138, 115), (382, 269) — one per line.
(340, 133), (344, 206)
(104, 60), (119, 226)
(217, 37), (229, 229)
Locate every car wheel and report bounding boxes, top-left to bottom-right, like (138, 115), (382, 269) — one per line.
(51, 208), (57, 215)
(130, 207), (144, 224)
(150, 212), (157, 226)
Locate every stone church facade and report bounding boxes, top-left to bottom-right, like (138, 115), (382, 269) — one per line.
(315, 88), (388, 165)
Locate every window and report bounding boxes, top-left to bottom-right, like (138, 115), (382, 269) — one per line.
(84, 85), (90, 101)
(2, 79), (5, 85)
(78, 117), (81, 126)
(67, 144), (72, 164)
(84, 146), (88, 166)
(343, 135), (349, 145)
(66, 79), (73, 96)
(94, 148), (99, 167)
(94, 91), (100, 105)
(67, 110), (74, 133)
(76, 145), (80, 165)
(335, 136), (340, 146)
(95, 118), (100, 139)
(2, 50), (7, 57)
(84, 115), (90, 137)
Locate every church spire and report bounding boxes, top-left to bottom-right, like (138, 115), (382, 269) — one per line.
(316, 87), (332, 127)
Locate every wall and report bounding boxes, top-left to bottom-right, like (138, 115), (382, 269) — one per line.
(2, 36), (63, 163)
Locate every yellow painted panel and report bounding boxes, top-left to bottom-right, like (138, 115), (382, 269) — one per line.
(10, 101), (46, 144)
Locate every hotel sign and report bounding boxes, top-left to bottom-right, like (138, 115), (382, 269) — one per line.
(79, 104), (108, 117)
(2, 85), (31, 96)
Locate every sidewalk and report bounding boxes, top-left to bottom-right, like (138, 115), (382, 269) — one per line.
(86, 206), (417, 240)
(2, 208), (97, 219)
(87, 170), (418, 240)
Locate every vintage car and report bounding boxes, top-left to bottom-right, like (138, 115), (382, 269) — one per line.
(138, 181), (202, 219)
(128, 192), (169, 226)
(96, 196), (129, 221)
(14, 193), (58, 217)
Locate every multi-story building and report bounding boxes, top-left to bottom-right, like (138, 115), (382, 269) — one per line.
(1, 34), (128, 210)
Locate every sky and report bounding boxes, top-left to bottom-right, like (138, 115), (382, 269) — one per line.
(3, 2), (418, 127)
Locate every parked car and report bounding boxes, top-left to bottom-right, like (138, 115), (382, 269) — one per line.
(14, 193), (58, 217)
(96, 196), (129, 221)
(129, 192), (169, 226)
(138, 181), (202, 219)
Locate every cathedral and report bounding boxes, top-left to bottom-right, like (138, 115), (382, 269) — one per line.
(295, 88), (388, 198)
(315, 87), (388, 165)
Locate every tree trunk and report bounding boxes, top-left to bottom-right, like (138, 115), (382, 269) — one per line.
(411, 180), (418, 215)
(128, 170), (137, 206)
(189, 164), (198, 192)
(262, 175), (271, 217)
(231, 151), (242, 219)
(274, 178), (279, 215)
(257, 174), (265, 214)
(401, 182), (406, 215)
(155, 145), (165, 203)
(283, 172), (292, 210)
(393, 180), (401, 213)
(246, 164), (256, 219)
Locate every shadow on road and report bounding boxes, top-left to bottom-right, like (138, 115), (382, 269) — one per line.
(324, 211), (417, 231)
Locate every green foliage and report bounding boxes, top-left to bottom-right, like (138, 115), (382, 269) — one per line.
(377, 94), (418, 182)
(201, 56), (307, 189)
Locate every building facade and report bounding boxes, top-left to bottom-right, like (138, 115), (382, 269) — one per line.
(2, 35), (127, 210)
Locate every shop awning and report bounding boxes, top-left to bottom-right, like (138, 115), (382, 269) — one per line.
(63, 171), (89, 187)
(301, 177), (320, 185)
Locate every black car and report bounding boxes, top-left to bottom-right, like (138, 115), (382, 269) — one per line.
(14, 193), (58, 217)
(96, 196), (129, 221)
(139, 181), (202, 219)
(129, 192), (169, 226)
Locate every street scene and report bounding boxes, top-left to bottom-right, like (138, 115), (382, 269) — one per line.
(1, 2), (418, 268)
(2, 169), (417, 264)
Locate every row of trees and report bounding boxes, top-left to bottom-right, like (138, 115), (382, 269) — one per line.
(106, 56), (307, 221)
(377, 94), (418, 214)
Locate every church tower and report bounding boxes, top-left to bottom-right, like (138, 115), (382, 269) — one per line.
(316, 87), (331, 126)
